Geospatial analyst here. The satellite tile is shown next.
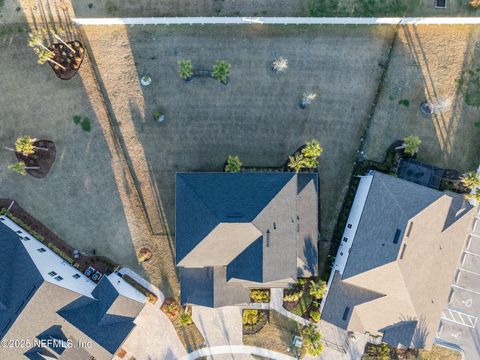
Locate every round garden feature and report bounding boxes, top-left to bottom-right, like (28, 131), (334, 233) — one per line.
(15, 140), (56, 178)
(48, 41), (85, 80)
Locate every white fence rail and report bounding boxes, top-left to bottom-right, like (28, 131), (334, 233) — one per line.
(72, 17), (480, 26)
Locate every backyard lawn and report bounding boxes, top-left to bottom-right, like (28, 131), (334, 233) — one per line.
(82, 24), (395, 273)
(364, 25), (480, 174)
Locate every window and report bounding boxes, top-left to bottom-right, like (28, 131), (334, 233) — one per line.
(393, 229), (401, 244)
(406, 222), (413, 237)
(72, 274), (81, 279)
(16, 230), (22, 234)
(37, 248), (46, 253)
(347, 224), (352, 229)
(343, 237), (348, 242)
(23, 236), (30, 241)
(342, 307), (350, 321)
(54, 276), (63, 281)
(48, 271), (57, 277)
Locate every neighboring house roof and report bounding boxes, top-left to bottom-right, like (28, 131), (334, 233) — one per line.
(176, 172), (319, 307)
(321, 171), (475, 349)
(0, 222), (145, 360)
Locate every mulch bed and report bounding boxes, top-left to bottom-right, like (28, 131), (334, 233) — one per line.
(243, 310), (268, 335)
(48, 41), (85, 80)
(15, 140), (56, 178)
(0, 199), (117, 276)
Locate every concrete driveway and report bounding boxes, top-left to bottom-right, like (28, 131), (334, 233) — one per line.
(114, 303), (187, 360)
(192, 306), (254, 360)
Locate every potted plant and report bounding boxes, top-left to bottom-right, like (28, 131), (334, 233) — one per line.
(212, 60), (231, 84)
(153, 111), (165, 122)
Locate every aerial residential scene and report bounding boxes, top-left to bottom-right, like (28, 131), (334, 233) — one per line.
(2, 1), (480, 360)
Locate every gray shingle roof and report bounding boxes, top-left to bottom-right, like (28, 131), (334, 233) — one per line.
(176, 172), (319, 307)
(0, 222), (143, 359)
(322, 171), (475, 349)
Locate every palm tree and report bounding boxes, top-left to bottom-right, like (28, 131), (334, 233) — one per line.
(465, 191), (480, 203)
(225, 155), (242, 173)
(212, 60), (231, 83)
(301, 324), (324, 356)
(288, 153), (306, 173)
(178, 59), (193, 80)
(28, 31), (66, 70)
(15, 136), (48, 156)
(400, 135), (421, 157)
(301, 139), (323, 168)
(8, 161), (39, 176)
(461, 172), (480, 189)
(300, 92), (317, 108)
(272, 57), (288, 73)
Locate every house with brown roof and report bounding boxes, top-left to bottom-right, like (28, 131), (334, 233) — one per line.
(320, 171), (476, 349)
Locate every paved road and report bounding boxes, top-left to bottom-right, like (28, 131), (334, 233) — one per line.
(73, 16), (480, 26)
(181, 345), (295, 360)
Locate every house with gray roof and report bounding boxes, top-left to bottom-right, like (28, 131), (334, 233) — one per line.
(175, 172), (319, 307)
(320, 171), (476, 349)
(0, 215), (146, 360)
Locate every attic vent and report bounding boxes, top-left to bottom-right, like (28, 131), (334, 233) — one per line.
(399, 244), (407, 260)
(406, 222), (413, 237)
(393, 229), (401, 244)
(342, 307), (350, 321)
(226, 213), (243, 218)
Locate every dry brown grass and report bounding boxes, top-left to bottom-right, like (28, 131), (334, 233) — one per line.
(419, 345), (462, 360)
(468, 0), (480, 9)
(364, 25), (480, 174)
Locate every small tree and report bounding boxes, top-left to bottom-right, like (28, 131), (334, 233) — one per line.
(300, 92), (317, 108)
(309, 279), (327, 300)
(301, 139), (323, 168)
(212, 60), (231, 83)
(272, 57), (288, 73)
(15, 136), (35, 156)
(288, 153), (306, 173)
(402, 135), (421, 157)
(364, 343), (390, 360)
(178, 60), (193, 80)
(461, 172), (480, 189)
(225, 155), (242, 173)
(8, 161), (38, 176)
(28, 31), (66, 70)
(301, 324), (324, 356)
(465, 191), (480, 203)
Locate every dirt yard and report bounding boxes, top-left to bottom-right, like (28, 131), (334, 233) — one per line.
(81, 24), (395, 271)
(364, 25), (480, 174)
(0, 22), (179, 297)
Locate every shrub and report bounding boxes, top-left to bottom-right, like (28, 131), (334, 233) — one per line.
(178, 59), (193, 80)
(301, 324), (324, 356)
(283, 289), (303, 303)
(398, 99), (410, 107)
(288, 139), (323, 172)
(242, 310), (259, 326)
(73, 115), (81, 124)
(250, 289), (270, 303)
(81, 118), (92, 132)
(8, 162), (27, 176)
(310, 310), (320, 322)
(225, 155), (242, 172)
(137, 247), (152, 262)
(364, 343), (390, 360)
(403, 135), (421, 156)
(179, 311), (193, 326)
(272, 57), (288, 73)
(212, 60), (231, 83)
(309, 279), (327, 300)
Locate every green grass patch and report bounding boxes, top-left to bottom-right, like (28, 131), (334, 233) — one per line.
(309, 0), (419, 17)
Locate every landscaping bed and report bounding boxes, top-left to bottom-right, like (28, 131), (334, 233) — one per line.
(363, 342), (461, 360)
(283, 278), (324, 322)
(15, 140), (56, 178)
(161, 298), (206, 352)
(250, 288), (271, 303)
(48, 41), (85, 80)
(243, 309), (268, 335)
(121, 274), (158, 304)
(0, 199), (117, 274)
